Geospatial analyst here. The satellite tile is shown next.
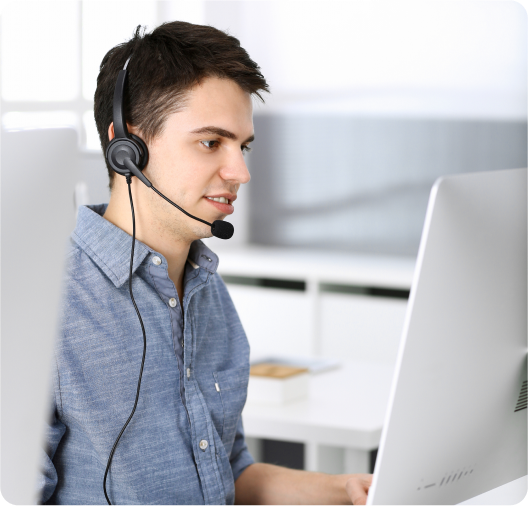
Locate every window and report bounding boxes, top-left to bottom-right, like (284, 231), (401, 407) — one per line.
(1, 0), (204, 150)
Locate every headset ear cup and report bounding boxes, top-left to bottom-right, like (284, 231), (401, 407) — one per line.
(130, 134), (149, 169)
(106, 138), (142, 176)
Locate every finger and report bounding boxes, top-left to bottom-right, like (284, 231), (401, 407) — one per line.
(345, 477), (369, 505)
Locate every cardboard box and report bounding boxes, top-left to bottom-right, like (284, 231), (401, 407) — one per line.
(247, 363), (309, 405)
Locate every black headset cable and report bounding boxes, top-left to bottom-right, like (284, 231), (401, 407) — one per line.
(103, 175), (148, 505)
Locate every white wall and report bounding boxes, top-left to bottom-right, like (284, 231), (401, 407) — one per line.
(205, 0), (527, 119)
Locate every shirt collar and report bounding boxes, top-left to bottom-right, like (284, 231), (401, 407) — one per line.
(71, 205), (219, 288)
(189, 239), (219, 273)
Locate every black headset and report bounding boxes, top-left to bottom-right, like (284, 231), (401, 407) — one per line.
(102, 55), (233, 506)
(105, 57), (150, 181)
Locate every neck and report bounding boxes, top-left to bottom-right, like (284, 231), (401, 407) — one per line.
(103, 178), (191, 301)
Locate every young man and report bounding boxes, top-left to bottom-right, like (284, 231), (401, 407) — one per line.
(40, 22), (372, 504)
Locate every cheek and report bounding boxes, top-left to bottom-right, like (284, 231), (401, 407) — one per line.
(147, 142), (218, 199)
(180, 159), (218, 192)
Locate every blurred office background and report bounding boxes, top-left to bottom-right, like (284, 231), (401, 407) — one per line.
(2, 0), (526, 254)
(1, 1), (526, 501)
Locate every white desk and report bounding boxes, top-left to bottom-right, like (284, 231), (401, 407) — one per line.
(242, 361), (395, 474)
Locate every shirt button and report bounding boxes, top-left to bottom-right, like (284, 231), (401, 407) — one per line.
(169, 298), (177, 307)
(152, 256), (162, 266)
(199, 439), (208, 451)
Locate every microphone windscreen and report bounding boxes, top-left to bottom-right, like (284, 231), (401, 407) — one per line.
(211, 220), (234, 240)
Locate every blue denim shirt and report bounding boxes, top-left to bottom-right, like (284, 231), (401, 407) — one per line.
(39, 204), (254, 505)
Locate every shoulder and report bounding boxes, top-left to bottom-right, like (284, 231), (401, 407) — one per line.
(209, 270), (229, 292)
(60, 237), (122, 330)
(204, 271), (236, 308)
(64, 236), (112, 287)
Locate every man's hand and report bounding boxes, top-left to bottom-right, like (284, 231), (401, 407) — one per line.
(235, 463), (374, 504)
(345, 474), (373, 505)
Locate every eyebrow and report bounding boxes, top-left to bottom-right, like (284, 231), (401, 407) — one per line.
(189, 126), (254, 144)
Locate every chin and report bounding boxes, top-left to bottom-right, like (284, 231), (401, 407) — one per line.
(190, 222), (213, 241)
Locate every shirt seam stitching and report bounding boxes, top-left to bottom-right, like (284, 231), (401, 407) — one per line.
(184, 272), (210, 314)
(189, 298), (226, 504)
(186, 264), (201, 284)
(186, 381), (213, 505)
(147, 263), (181, 356)
(55, 354), (64, 418)
(187, 311), (211, 502)
(213, 372), (226, 441)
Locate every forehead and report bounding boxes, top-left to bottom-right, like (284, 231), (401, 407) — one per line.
(166, 77), (254, 135)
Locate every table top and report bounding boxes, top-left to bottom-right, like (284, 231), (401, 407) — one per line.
(242, 361), (396, 450)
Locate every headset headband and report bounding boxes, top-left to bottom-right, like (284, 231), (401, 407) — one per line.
(112, 56), (133, 140)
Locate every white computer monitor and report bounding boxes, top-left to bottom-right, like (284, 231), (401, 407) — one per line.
(1, 127), (77, 504)
(367, 168), (527, 505)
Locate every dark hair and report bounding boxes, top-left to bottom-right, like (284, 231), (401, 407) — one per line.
(94, 22), (269, 188)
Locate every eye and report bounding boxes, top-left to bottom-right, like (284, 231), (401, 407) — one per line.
(241, 144), (252, 154)
(200, 140), (219, 149)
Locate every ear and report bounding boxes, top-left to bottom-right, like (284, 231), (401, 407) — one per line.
(108, 122), (135, 141)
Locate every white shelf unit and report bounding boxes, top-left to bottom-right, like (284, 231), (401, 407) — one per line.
(216, 246), (415, 365)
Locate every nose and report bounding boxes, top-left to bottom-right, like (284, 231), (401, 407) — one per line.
(220, 149), (251, 185)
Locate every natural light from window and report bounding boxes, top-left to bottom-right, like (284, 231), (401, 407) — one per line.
(82, 1), (158, 101)
(1, 1), (79, 101)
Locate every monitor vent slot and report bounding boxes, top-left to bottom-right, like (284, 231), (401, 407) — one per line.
(418, 466), (475, 491)
(514, 380), (527, 412)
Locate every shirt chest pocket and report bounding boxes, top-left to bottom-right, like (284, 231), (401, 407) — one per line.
(209, 366), (249, 445)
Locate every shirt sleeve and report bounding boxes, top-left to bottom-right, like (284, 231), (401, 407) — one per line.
(38, 357), (66, 504)
(38, 406), (66, 504)
(230, 416), (255, 482)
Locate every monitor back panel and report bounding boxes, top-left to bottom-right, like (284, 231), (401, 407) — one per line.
(1, 127), (77, 503)
(368, 168), (527, 505)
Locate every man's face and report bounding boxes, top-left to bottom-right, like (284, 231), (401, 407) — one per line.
(139, 77), (253, 242)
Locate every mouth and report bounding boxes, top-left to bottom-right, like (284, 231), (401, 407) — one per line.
(204, 193), (236, 215)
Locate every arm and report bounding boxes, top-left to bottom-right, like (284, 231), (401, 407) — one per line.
(38, 406), (66, 504)
(234, 463), (372, 505)
(38, 357), (66, 504)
